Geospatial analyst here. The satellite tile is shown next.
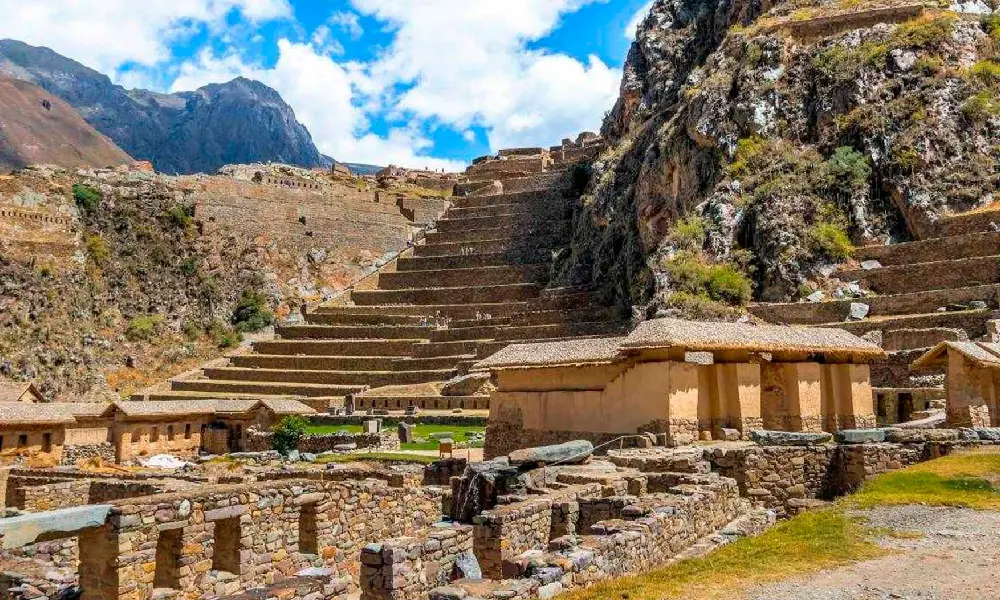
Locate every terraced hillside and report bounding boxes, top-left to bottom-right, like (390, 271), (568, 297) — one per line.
(147, 143), (627, 411)
(751, 207), (1000, 422)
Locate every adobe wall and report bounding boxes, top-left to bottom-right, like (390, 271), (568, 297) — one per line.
(114, 419), (208, 462)
(310, 414), (488, 427)
(353, 395), (490, 412)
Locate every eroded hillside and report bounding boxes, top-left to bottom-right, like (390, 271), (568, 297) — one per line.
(0, 164), (447, 401)
(556, 0), (1000, 318)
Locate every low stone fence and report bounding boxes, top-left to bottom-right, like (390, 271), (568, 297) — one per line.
(245, 430), (400, 453)
(423, 458), (468, 486)
(310, 415), (488, 427)
(7, 475), (174, 510)
(474, 498), (554, 579)
(359, 523), (474, 600)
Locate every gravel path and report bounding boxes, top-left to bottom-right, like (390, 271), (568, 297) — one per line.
(745, 505), (1000, 600)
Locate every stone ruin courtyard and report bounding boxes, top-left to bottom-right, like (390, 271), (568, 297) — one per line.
(4, 138), (1000, 600)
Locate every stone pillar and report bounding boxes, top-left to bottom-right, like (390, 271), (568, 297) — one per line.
(666, 362), (700, 445)
(782, 363), (824, 432)
(947, 352), (994, 427)
(697, 365), (719, 441)
(79, 525), (120, 600)
(716, 363), (763, 436)
(826, 364), (876, 430)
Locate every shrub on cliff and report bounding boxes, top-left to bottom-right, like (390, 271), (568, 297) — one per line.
(125, 315), (164, 341)
(272, 415), (308, 455)
(809, 222), (855, 262)
(231, 290), (274, 332)
(664, 251), (753, 307)
(72, 184), (101, 214)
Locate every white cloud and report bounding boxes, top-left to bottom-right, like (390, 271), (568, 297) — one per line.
(626, 2), (653, 40)
(0, 0), (292, 76)
(351, 0), (620, 152)
(171, 41), (466, 171)
(329, 11), (364, 39)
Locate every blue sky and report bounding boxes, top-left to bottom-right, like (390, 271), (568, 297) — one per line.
(1, 0), (653, 169)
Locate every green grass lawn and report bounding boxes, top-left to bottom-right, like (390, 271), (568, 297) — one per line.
(562, 447), (1000, 600)
(305, 422), (485, 451)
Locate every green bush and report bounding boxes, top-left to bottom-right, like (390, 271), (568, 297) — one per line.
(180, 257), (198, 277)
(663, 292), (742, 319)
(962, 90), (1000, 123)
(272, 415), (308, 455)
(727, 137), (768, 177)
(665, 252), (753, 307)
(809, 222), (855, 262)
(824, 147), (871, 193)
(125, 315), (164, 342)
(164, 205), (195, 228)
(72, 184), (101, 214)
(668, 216), (708, 251)
(207, 320), (243, 348)
(85, 234), (111, 263)
(231, 290), (274, 333)
(969, 60), (1000, 89)
(567, 162), (593, 198)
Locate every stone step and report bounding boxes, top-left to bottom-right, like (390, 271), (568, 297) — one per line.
(201, 367), (454, 387)
(818, 309), (993, 338)
(396, 251), (549, 272)
(317, 301), (534, 320)
(351, 283), (542, 306)
(252, 339), (418, 357)
(130, 390), (315, 402)
(354, 395), (490, 411)
(882, 328), (968, 352)
(377, 264), (549, 290)
(303, 312), (437, 326)
(435, 212), (562, 233)
(475, 333), (621, 359)
(749, 283), (1000, 325)
(413, 238), (547, 258)
(445, 202), (564, 220)
(451, 188), (566, 209)
(171, 379), (364, 397)
(493, 320), (629, 342)
(871, 348), (941, 389)
(837, 255), (1000, 295)
(411, 340), (482, 358)
(391, 355), (477, 371)
(856, 231), (1000, 267)
(937, 208), (1000, 237)
(229, 355), (399, 371)
(449, 306), (621, 329)
(275, 325), (433, 340)
(424, 220), (568, 245)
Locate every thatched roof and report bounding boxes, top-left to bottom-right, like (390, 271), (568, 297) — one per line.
(0, 382), (42, 404)
(0, 403), (77, 425)
(622, 318), (884, 358)
(912, 341), (1000, 370)
(113, 398), (316, 419)
(259, 398), (317, 415)
(473, 337), (625, 371)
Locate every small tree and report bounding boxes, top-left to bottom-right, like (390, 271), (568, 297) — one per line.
(231, 289), (274, 333)
(272, 415), (308, 455)
(72, 184), (102, 214)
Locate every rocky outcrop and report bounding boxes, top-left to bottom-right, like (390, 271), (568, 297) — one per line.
(0, 40), (324, 174)
(558, 1), (1000, 314)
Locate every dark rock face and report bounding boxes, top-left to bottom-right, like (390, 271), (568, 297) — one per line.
(557, 1), (1000, 313)
(751, 430), (833, 446)
(507, 441), (595, 467)
(449, 459), (529, 523)
(0, 40), (324, 174)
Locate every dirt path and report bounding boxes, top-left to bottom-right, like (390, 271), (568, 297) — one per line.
(745, 506), (1000, 600)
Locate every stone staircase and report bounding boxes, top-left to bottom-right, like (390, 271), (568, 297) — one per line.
(148, 148), (627, 412)
(750, 208), (1000, 420)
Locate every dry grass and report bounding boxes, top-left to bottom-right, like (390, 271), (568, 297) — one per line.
(561, 510), (886, 600)
(850, 448), (1000, 510)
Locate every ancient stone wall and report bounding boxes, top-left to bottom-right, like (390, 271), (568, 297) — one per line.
(473, 497), (553, 579)
(60, 442), (116, 466)
(310, 415), (487, 428)
(6, 477), (90, 511)
(359, 524), (473, 600)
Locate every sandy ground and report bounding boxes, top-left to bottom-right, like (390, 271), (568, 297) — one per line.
(402, 448), (484, 461)
(745, 505), (1000, 600)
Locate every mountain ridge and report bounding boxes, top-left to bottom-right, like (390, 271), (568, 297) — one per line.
(0, 39), (325, 174)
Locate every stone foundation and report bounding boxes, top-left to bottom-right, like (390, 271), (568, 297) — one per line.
(60, 442), (116, 466)
(245, 430), (400, 453)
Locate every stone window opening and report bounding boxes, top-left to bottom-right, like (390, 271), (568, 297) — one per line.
(876, 393), (887, 418)
(897, 393), (914, 424)
(212, 517), (242, 574)
(167, 425), (175, 441)
(298, 503), (319, 555)
(151, 427), (159, 443)
(42, 432), (52, 453)
(17, 434), (27, 449)
(0, 435), (4, 449)
(184, 424), (192, 439)
(154, 528), (183, 589)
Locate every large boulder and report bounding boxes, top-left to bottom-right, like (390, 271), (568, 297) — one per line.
(442, 373), (491, 396)
(750, 430), (832, 447)
(883, 428), (959, 443)
(835, 429), (886, 444)
(508, 440), (595, 467)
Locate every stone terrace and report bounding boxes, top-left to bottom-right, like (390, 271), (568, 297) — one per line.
(751, 207), (1000, 424)
(159, 139), (627, 413)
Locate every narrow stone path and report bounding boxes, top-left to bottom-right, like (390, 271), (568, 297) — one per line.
(745, 505), (1000, 600)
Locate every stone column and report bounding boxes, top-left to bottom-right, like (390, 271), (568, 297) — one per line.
(781, 363), (824, 432)
(716, 363), (763, 436)
(79, 525), (121, 600)
(826, 364), (876, 430)
(666, 362), (700, 445)
(947, 352), (994, 427)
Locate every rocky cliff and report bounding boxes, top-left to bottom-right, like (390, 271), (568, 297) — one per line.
(0, 40), (324, 174)
(556, 0), (1000, 318)
(0, 76), (132, 172)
